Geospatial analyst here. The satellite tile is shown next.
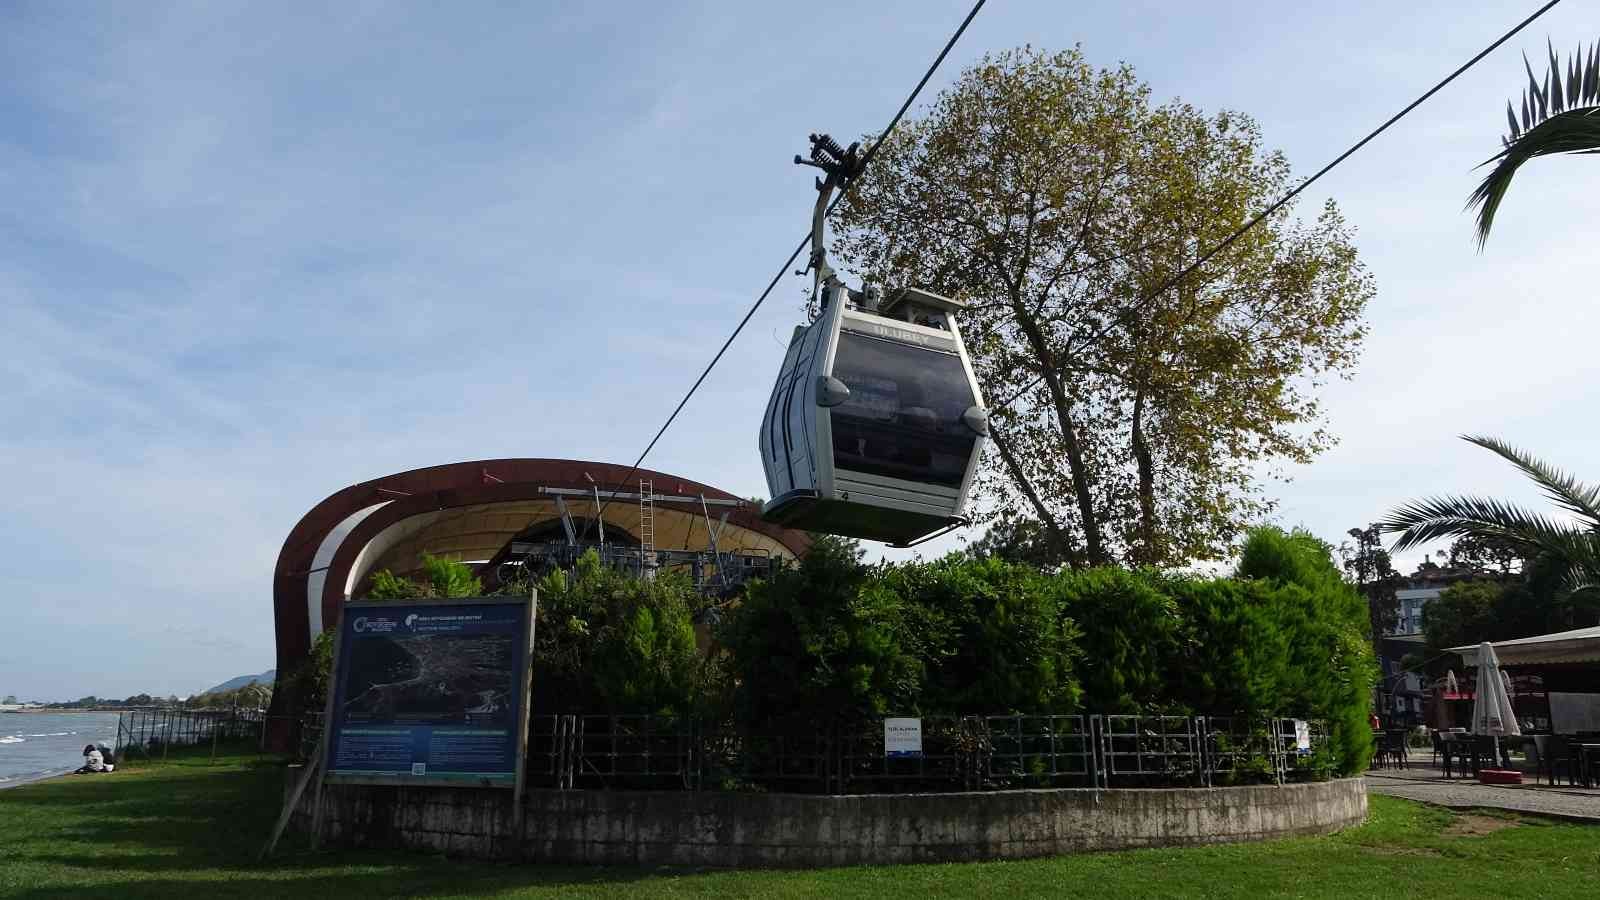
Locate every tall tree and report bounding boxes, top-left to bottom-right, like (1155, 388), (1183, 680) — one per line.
(1380, 435), (1600, 597)
(1341, 524), (1400, 639)
(1420, 581), (1500, 660)
(1470, 39), (1600, 246)
(834, 47), (1373, 567)
(1447, 533), (1524, 578)
(965, 515), (1073, 570)
(1423, 557), (1600, 665)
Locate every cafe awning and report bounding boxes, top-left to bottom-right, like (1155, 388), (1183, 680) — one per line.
(1449, 625), (1600, 667)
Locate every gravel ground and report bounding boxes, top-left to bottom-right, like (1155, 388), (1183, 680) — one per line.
(1366, 770), (1600, 821)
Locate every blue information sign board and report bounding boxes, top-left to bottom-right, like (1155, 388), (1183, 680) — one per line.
(324, 596), (533, 787)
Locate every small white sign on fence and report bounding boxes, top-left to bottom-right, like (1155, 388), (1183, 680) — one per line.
(884, 717), (923, 758)
(1294, 719), (1311, 754)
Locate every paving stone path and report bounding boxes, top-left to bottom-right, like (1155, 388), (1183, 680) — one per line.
(1366, 770), (1600, 821)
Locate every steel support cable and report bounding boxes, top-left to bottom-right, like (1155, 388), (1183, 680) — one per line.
(988, 0), (1564, 415)
(596, 0), (988, 517)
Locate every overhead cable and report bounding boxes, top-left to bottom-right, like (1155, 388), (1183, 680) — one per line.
(598, 0), (989, 513)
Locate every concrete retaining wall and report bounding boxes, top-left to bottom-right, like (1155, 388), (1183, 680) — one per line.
(297, 777), (1367, 867)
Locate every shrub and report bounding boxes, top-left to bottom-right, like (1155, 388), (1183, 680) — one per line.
(532, 550), (705, 716)
(1234, 526), (1377, 774)
(1051, 568), (1186, 713)
(720, 536), (930, 729)
(364, 553), (483, 599)
(879, 555), (1080, 714)
(286, 629), (334, 714)
(366, 569), (424, 600)
(1236, 526), (1346, 596)
(1167, 576), (1288, 718)
(722, 531), (1368, 774)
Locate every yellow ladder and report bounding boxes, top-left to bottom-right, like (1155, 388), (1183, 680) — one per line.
(638, 479), (655, 557)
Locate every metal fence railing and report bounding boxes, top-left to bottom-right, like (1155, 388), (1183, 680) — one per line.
(381, 713), (1329, 794)
(1100, 714), (1203, 785)
(983, 714), (1097, 787)
(114, 707), (268, 761)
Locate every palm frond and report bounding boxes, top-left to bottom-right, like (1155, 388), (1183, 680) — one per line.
(1549, 40), (1565, 114)
(1564, 575), (1600, 599)
(1460, 434), (1600, 527)
(1381, 434), (1600, 594)
(1525, 52), (1547, 122)
(1376, 493), (1584, 554)
(1552, 531), (1600, 595)
(1588, 42), (1600, 102)
(1474, 38), (1600, 247)
(1566, 45), (1581, 108)
(1470, 108), (1600, 247)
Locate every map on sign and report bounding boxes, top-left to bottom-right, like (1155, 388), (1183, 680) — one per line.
(342, 633), (514, 726)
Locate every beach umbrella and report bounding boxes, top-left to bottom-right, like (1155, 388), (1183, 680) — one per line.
(1471, 642), (1521, 768)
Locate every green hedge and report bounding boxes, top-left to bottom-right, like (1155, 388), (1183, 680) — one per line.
(717, 528), (1375, 775)
(298, 529), (1375, 775)
(719, 536), (929, 729)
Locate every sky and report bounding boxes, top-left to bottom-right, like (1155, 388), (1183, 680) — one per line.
(2, 1), (1598, 701)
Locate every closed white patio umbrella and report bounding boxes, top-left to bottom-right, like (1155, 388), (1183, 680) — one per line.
(1471, 641), (1521, 769)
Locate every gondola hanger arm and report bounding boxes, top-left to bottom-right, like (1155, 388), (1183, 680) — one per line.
(794, 133), (863, 304)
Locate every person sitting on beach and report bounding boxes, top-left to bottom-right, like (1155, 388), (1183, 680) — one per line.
(74, 743), (112, 774)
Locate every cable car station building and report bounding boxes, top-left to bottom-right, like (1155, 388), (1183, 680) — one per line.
(267, 458), (809, 742)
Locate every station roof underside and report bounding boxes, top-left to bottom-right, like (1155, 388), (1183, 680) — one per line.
(272, 459), (809, 680)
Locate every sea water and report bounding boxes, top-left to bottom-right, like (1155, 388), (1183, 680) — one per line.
(0, 711), (121, 788)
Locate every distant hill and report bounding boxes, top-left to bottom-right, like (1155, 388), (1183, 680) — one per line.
(201, 670), (276, 696)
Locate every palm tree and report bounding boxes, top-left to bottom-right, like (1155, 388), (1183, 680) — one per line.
(1469, 40), (1600, 247)
(1379, 435), (1600, 594)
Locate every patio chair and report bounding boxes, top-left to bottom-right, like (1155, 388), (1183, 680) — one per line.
(1573, 736), (1600, 788)
(1384, 729), (1409, 770)
(1370, 731), (1394, 770)
(1532, 735), (1572, 786)
(1428, 730), (1443, 769)
(1439, 732), (1475, 779)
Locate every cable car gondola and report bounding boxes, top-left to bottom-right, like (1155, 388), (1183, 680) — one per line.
(758, 135), (988, 547)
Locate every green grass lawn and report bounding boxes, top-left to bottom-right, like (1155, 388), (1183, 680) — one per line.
(1, 746), (1596, 899)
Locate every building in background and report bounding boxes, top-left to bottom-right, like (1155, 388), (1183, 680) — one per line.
(1388, 555), (1478, 638)
(1377, 555), (1480, 726)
